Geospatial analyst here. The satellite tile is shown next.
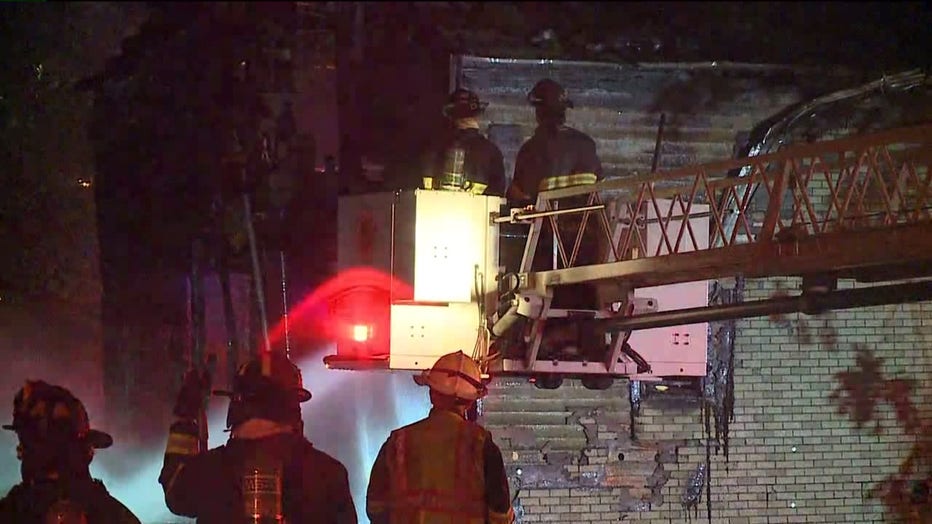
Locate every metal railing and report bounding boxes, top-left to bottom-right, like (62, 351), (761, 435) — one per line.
(515, 124), (932, 292)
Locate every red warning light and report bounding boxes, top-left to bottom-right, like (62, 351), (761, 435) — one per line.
(270, 266), (411, 359)
(352, 324), (372, 343)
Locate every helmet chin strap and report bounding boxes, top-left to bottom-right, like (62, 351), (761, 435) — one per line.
(436, 368), (487, 394)
(429, 389), (472, 412)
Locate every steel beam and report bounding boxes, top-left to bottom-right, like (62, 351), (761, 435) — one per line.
(500, 358), (637, 375)
(604, 280), (932, 332)
(493, 204), (605, 224)
(520, 222), (932, 293)
(323, 355), (390, 371)
(536, 124), (932, 201)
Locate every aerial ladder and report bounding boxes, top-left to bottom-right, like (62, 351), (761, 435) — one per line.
(324, 123), (932, 383)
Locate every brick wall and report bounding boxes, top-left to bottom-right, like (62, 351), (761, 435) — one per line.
(472, 67), (932, 521)
(482, 285), (932, 523)
(461, 54), (932, 522)
(455, 55), (860, 184)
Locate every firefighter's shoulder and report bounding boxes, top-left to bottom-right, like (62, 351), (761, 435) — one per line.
(300, 438), (350, 475)
(197, 442), (230, 462)
(467, 418), (496, 439)
(85, 480), (142, 524)
(0, 482), (25, 512)
(389, 416), (430, 438)
(558, 125), (596, 144)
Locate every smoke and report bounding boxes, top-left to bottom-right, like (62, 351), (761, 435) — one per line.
(2, 266), (433, 523)
(300, 351), (432, 524)
(0, 345), (431, 524)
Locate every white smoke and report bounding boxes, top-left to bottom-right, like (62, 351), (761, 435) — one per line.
(1, 349), (431, 524)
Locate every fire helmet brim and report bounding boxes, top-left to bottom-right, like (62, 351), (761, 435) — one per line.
(3, 423), (113, 449)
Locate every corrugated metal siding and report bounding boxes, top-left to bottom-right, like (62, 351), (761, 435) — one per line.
(453, 56), (861, 183)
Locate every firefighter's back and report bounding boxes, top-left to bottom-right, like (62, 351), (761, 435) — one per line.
(0, 477), (140, 524)
(169, 431), (355, 524)
(514, 124), (601, 197)
(384, 410), (489, 523)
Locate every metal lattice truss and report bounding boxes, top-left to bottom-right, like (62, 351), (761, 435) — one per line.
(494, 124), (932, 375)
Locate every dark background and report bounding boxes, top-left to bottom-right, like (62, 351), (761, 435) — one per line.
(0, 2), (929, 521)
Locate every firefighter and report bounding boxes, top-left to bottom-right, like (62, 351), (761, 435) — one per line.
(424, 88), (506, 196)
(507, 78), (607, 363)
(366, 351), (514, 524)
(507, 78), (603, 201)
(0, 380), (141, 523)
(159, 351), (357, 523)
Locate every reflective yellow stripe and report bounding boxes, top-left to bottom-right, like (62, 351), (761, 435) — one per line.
(165, 432), (199, 456)
(164, 462), (186, 495)
(538, 172), (598, 192)
(489, 507), (515, 524)
(261, 352), (271, 376)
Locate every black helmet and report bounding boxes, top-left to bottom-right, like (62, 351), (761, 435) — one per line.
(443, 88), (488, 119)
(218, 352), (311, 429)
(527, 78), (574, 109)
(3, 380), (113, 449)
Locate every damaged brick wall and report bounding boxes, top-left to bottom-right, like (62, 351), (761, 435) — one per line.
(467, 55), (932, 522)
(478, 378), (681, 520)
(484, 295), (931, 523)
(632, 285), (931, 524)
(628, 121), (932, 523)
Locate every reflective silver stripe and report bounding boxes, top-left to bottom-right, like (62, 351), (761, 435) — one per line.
(538, 173), (598, 192)
(165, 432), (199, 456)
(164, 463), (187, 495)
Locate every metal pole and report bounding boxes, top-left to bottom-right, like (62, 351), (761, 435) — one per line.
(189, 241), (203, 364)
(651, 113), (666, 173)
(279, 250), (291, 359)
(218, 255), (240, 385)
(551, 201), (558, 270)
(606, 280), (932, 332)
(189, 238), (211, 452)
(190, 239), (207, 364)
(244, 193), (272, 353)
(494, 204), (606, 223)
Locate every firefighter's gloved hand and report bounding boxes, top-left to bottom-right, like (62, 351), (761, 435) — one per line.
(173, 367), (211, 420)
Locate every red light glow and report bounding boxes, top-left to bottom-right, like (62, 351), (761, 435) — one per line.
(351, 324), (371, 343)
(269, 267), (412, 358)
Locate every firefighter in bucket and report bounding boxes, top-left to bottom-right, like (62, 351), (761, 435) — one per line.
(159, 351), (357, 523)
(366, 351), (514, 524)
(422, 88), (506, 196)
(505, 78), (610, 369)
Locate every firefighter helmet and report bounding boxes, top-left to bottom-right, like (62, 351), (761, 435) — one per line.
(2, 380), (112, 449)
(443, 88), (488, 119)
(414, 351), (488, 401)
(219, 351), (311, 429)
(230, 351), (312, 402)
(527, 78), (574, 109)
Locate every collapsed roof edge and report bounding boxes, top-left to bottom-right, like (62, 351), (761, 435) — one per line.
(739, 68), (932, 176)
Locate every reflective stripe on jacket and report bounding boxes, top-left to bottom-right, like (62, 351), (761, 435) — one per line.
(424, 128), (507, 197)
(509, 124), (603, 202)
(537, 172), (599, 192)
(367, 409), (514, 524)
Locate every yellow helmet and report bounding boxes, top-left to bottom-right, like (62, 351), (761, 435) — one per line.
(413, 351), (487, 401)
